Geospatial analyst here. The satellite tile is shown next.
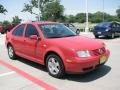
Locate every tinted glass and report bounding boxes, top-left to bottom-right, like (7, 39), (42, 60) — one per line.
(39, 24), (76, 38)
(112, 23), (116, 28)
(25, 24), (39, 37)
(12, 24), (25, 36)
(116, 23), (120, 28)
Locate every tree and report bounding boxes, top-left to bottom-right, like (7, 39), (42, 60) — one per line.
(1, 20), (10, 33)
(2, 20), (10, 27)
(75, 13), (86, 23)
(116, 7), (120, 21)
(0, 21), (2, 24)
(67, 15), (75, 23)
(42, 0), (64, 21)
(12, 16), (22, 24)
(22, 0), (54, 18)
(0, 4), (7, 14)
(90, 12), (103, 23)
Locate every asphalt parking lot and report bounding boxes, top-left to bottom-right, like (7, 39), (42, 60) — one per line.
(0, 32), (120, 90)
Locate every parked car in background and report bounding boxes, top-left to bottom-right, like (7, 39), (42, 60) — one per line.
(6, 21), (110, 78)
(93, 22), (120, 38)
(0, 25), (4, 34)
(0, 24), (18, 34)
(64, 23), (80, 35)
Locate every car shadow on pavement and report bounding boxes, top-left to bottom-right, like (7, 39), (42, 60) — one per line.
(98, 36), (119, 40)
(17, 57), (47, 72)
(16, 57), (111, 82)
(64, 65), (111, 82)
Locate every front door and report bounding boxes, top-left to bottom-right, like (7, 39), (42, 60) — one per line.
(23, 24), (39, 59)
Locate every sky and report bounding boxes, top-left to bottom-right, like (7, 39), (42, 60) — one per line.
(0, 0), (120, 22)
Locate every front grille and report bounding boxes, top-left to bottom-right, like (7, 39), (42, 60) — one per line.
(92, 47), (105, 56)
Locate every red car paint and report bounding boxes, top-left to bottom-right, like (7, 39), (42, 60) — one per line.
(6, 21), (110, 73)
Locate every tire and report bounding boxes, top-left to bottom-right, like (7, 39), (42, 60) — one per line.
(95, 35), (99, 38)
(7, 45), (17, 60)
(1, 32), (4, 34)
(111, 33), (115, 39)
(46, 54), (65, 78)
(76, 29), (80, 35)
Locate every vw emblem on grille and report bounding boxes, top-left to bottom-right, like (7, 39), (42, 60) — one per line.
(99, 49), (103, 54)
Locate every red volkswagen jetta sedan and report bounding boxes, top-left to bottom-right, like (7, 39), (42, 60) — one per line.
(6, 21), (110, 78)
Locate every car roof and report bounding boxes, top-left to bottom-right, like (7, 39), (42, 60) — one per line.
(100, 21), (120, 24)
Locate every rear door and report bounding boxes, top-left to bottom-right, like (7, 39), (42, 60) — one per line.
(12, 24), (26, 53)
(111, 23), (117, 34)
(116, 23), (120, 35)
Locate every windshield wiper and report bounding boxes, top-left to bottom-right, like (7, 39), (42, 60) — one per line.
(47, 35), (77, 38)
(47, 36), (62, 38)
(63, 35), (77, 37)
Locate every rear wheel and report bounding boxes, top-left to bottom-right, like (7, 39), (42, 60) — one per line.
(7, 45), (17, 60)
(111, 33), (115, 39)
(46, 54), (65, 78)
(76, 29), (80, 35)
(1, 32), (4, 34)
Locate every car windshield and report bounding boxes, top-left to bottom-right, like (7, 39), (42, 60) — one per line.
(97, 22), (111, 27)
(39, 24), (77, 38)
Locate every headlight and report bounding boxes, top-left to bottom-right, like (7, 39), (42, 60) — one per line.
(77, 50), (91, 58)
(105, 29), (109, 32)
(105, 28), (111, 32)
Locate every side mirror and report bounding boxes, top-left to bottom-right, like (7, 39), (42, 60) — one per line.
(76, 29), (80, 35)
(29, 35), (40, 40)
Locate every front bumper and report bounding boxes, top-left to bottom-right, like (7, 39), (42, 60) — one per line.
(93, 31), (111, 37)
(65, 50), (110, 74)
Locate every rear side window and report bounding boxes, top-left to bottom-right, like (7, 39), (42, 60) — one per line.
(111, 23), (116, 28)
(25, 24), (39, 38)
(12, 24), (25, 36)
(116, 23), (120, 28)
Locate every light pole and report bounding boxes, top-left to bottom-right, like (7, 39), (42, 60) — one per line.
(85, 0), (89, 32)
(38, 0), (40, 21)
(103, 0), (105, 22)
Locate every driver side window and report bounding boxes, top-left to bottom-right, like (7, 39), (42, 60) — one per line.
(25, 24), (39, 38)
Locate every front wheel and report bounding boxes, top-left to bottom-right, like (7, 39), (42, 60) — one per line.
(95, 35), (99, 38)
(46, 54), (65, 78)
(7, 45), (17, 60)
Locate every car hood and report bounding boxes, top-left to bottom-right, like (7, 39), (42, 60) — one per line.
(48, 36), (104, 51)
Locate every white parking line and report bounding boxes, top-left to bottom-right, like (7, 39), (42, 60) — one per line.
(0, 71), (15, 77)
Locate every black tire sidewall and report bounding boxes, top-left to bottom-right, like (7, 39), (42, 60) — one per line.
(46, 54), (65, 78)
(76, 30), (80, 35)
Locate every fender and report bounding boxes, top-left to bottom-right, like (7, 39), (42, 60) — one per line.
(43, 46), (66, 65)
